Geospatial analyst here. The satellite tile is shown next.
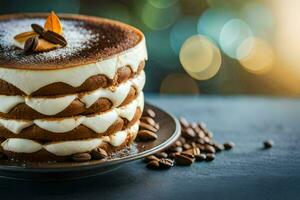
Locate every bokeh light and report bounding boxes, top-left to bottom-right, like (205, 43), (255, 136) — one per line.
(142, 1), (180, 30)
(240, 2), (274, 38)
(148, 0), (178, 9)
(170, 17), (198, 55)
(180, 35), (214, 73)
(197, 7), (235, 43)
(237, 37), (274, 74)
(95, 3), (131, 24)
(180, 35), (222, 80)
(160, 73), (199, 94)
(219, 18), (253, 59)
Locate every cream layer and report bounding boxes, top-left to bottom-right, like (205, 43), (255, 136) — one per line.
(0, 71), (145, 115)
(0, 38), (147, 95)
(0, 92), (144, 134)
(1, 121), (139, 156)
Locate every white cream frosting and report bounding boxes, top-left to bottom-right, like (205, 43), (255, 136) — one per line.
(0, 71), (145, 116)
(0, 92), (144, 134)
(1, 122), (139, 156)
(0, 39), (147, 95)
(25, 95), (77, 115)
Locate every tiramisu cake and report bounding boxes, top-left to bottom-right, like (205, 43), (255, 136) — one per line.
(0, 12), (147, 162)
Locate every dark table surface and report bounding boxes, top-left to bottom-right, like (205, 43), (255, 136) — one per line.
(1, 95), (300, 200)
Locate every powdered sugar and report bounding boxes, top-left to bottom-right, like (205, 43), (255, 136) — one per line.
(0, 18), (99, 64)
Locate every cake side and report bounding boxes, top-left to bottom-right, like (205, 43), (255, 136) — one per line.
(0, 13), (147, 162)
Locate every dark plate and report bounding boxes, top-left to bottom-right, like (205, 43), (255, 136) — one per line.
(0, 103), (180, 181)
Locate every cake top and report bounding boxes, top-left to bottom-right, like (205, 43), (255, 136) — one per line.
(0, 13), (143, 70)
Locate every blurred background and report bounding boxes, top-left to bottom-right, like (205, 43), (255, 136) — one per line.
(1, 0), (299, 96)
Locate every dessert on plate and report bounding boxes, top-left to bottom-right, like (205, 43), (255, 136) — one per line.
(0, 12), (147, 162)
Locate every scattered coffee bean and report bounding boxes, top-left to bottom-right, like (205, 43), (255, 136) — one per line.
(147, 160), (160, 169)
(139, 121), (158, 132)
(159, 158), (174, 169)
(174, 146), (183, 153)
(263, 140), (274, 149)
(137, 130), (158, 141)
(91, 147), (107, 160)
(145, 109), (156, 118)
(72, 153), (91, 162)
(179, 117), (190, 128)
(179, 137), (186, 144)
(143, 117), (234, 170)
(24, 36), (39, 53)
(183, 143), (192, 150)
(198, 122), (206, 129)
(182, 128), (196, 139)
(195, 154), (206, 162)
(168, 152), (177, 159)
(224, 142), (235, 150)
(174, 140), (182, 147)
(213, 143), (224, 152)
(183, 147), (201, 157)
(31, 23), (45, 35)
(154, 123), (160, 130)
(156, 152), (168, 159)
(205, 153), (215, 162)
(144, 155), (160, 162)
(140, 117), (156, 127)
(197, 130), (206, 139)
(204, 145), (216, 154)
(175, 154), (195, 166)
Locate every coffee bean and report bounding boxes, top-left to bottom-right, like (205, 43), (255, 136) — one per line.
(24, 36), (39, 53)
(144, 155), (159, 162)
(190, 122), (199, 130)
(154, 123), (160, 130)
(137, 130), (158, 141)
(203, 136), (211, 144)
(224, 142), (235, 150)
(145, 109), (156, 118)
(139, 121), (158, 132)
(213, 143), (224, 152)
(205, 131), (214, 138)
(174, 146), (183, 153)
(183, 143), (192, 150)
(91, 147), (107, 160)
(43, 30), (67, 47)
(204, 145), (216, 154)
(197, 138), (206, 145)
(182, 147), (201, 157)
(198, 122), (207, 130)
(156, 152), (168, 159)
(72, 153), (91, 162)
(179, 117), (189, 128)
(168, 152), (177, 159)
(191, 142), (197, 148)
(140, 116), (156, 127)
(205, 153), (215, 162)
(175, 154), (195, 166)
(195, 154), (206, 162)
(159, 158), (174, 169)
(263, 140), (274, 149)
(197, 130), (206, 139)
(31, 23), (45, 35)
(147, 160), (160, 169)
(179, 137), (186, 144)
(174, 140), (182, 147)
(182, 128), (196, 139)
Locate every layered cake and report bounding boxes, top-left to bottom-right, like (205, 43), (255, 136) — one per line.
(0, 13), (147, 162)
